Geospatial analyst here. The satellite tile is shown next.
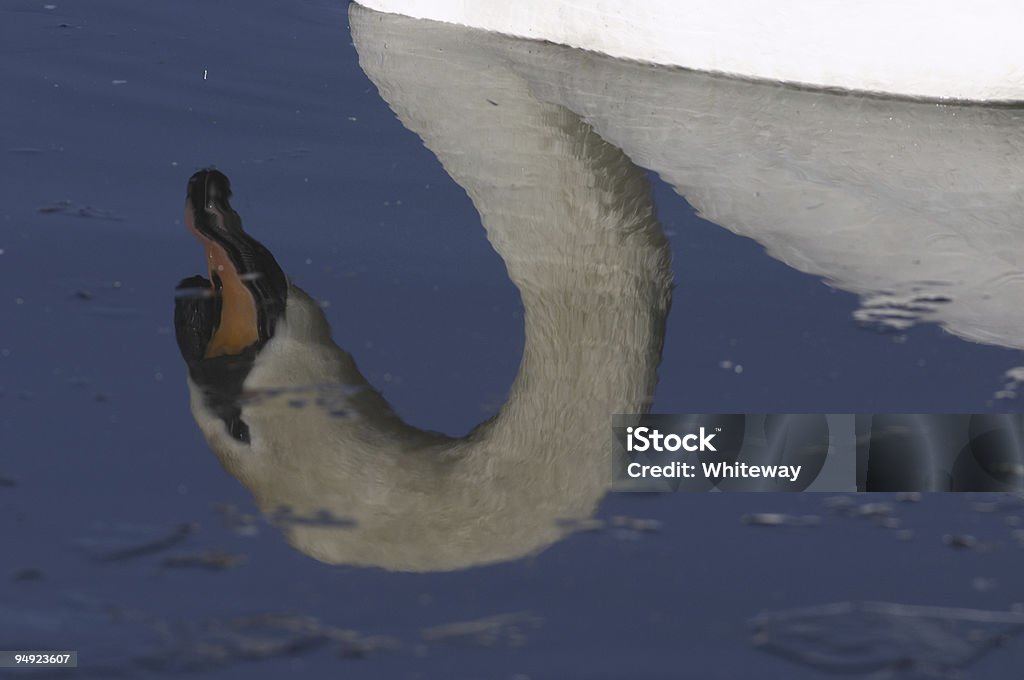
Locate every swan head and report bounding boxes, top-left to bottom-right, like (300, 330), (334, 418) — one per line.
(175, 169), (290, 446)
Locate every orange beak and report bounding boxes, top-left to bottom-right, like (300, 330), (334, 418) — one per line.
(181, 169), (287, 359)
(185, 203), (261, 357)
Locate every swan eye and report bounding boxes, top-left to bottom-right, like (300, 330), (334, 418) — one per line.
(227, 416), (251, 444)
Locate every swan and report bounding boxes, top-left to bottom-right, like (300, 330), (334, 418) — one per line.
(175, 67), (672, 570)
(353, 0), (1024, 103)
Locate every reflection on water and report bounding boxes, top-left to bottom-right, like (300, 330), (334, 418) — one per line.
(174, 97), (671, 571)
(174, 4), (1024, 575)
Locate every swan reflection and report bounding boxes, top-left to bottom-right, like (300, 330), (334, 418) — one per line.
(176, 6), (1023, 571)
(174, 61), (672, 569)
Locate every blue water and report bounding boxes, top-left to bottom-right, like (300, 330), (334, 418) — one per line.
(2, 0), (1023, 677)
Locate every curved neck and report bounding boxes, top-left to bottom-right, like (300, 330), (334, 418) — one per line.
(193, 8), (673, 571)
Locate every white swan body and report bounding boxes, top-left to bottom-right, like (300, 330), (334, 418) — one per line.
(354, 0), (1024, 103)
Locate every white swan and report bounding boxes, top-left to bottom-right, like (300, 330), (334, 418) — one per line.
(175, 53), (672, 570)
(354, 0), (1024, 103)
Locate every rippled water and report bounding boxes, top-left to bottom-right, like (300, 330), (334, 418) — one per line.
(2, 0), (1023, 677)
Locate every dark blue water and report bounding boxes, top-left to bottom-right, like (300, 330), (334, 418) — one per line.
(2, 1), (1023, 677)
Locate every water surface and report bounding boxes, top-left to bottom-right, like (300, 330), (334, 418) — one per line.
(2, 1), (1023, 677)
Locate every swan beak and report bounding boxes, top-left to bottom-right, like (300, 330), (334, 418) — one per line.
(178, 169), (287, 360)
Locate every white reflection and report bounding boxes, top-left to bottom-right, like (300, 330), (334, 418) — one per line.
(355, 6), (1024, 350)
